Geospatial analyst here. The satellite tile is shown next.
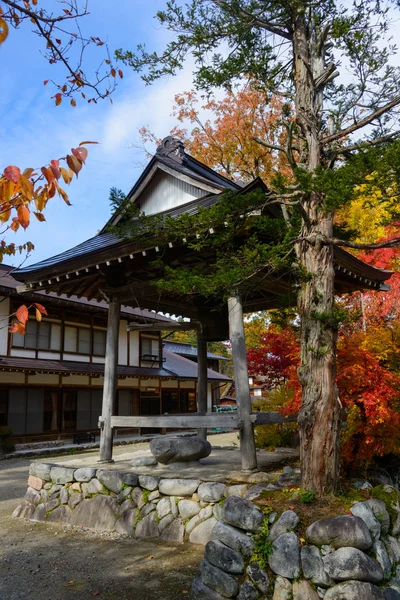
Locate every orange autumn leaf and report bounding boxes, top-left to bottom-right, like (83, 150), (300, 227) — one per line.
(41, 166), (55, 184)
(16, 304), (29, 324)
(34, 303), (48, 315)
(17, 204), (30, 229)
(35, 308), (42, 322)
(66, 154), (82, 176)
(9, 321), (25, 334)
(18, 175), (34, 200)
(33, 211), (46, 222)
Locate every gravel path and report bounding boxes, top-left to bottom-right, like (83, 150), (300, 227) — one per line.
(0, 437), (232, 600)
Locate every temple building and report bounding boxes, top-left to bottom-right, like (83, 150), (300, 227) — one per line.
(10, 136), (392, 460)
(0, 265), (229, 443)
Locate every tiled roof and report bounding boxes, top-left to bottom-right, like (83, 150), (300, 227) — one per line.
(162, 349), (231, 381)
(0, 264), (171, 323)
(0, 352), (231, 382)
(163, 340), (229, 361)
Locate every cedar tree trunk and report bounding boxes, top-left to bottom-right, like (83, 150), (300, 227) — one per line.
(293, 12), (342, 495)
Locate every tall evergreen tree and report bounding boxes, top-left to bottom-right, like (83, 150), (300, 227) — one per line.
(116, 1), (400, 494)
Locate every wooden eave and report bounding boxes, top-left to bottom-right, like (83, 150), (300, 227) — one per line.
(13, 180), (393, 320)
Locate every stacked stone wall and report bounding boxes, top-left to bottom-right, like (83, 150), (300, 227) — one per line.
(192, 487), (400, 599)
(14, 464), (400, 599)
(13, 462), (249, 546)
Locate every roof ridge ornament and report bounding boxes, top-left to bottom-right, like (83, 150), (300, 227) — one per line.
(156, 136), (185, 164)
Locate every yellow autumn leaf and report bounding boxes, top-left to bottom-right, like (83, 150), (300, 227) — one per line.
(0, 17), (8, 45)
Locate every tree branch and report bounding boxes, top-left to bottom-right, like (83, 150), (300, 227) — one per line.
(253, 136), (299, 153)
(333, 131), (400, 154)
(210, 0), (292, 40)
(332, 237), (400, 250)
(322, 95), (400, 145)
(2, 0), (87, 24)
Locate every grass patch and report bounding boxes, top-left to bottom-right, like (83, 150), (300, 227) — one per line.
(254, 486), (372, 537)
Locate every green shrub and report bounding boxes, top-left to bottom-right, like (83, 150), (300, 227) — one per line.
(0, 426), (14, 452)
(301, 490), (316, 505)
(252, 386), (298, 450)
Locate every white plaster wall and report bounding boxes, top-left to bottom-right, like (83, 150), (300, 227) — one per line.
(37, 351), (61, 360)
(129, 331), (140, 366)
(161, 380), (177, 388)
(62, 353), (90, 362)
(92, 357), (105, 364)
(0, 372), (25, 384)
(180, 381), (196, 389)
(118, 320), (128, 366)
(139, 379), (160, 387)
(10, 348), (35, 359)
(62, 375), (90, 386)
(118, 378), (139, 388)
(0, 297), (9, 356)
(28, 374), (59, 385)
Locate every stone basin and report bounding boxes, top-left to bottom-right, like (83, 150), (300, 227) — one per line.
(150, 436), (212, 465)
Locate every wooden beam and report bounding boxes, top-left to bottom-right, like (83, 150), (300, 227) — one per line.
(109, 411), (294, 429)
(228, 294), (258, 471)
(197, 334), (208, 440)
(99, 295), (121, 463)
(110, 414), (241, 428)
(254, 412), (297, 425)
(127, 321), (201, 332)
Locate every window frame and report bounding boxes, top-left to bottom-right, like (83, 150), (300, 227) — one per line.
(92, 328), (107, 357)
(140, 333), (162, 362)
(12, 319), (60, 352)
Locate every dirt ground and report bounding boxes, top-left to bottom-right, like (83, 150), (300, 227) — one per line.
(0, 439), (216, 600)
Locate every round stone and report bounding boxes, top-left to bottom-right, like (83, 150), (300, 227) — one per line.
(150, 436), (211, 464)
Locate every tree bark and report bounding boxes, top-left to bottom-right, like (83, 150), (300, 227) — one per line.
(293, 12), (342, 495)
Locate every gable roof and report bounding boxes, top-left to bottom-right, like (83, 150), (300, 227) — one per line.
(103, 136), (241, 232)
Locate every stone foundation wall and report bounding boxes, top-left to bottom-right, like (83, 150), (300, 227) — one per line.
(13, 461), (249, 546)
(14, 464), (400, 598)
(192, 487), (400, 600)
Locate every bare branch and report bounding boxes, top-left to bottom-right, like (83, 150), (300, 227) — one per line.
(253, 136), (299, 153)
(2, 0), (87, 23)
(333, 131), (400, 154)
(322, 95), (400, 145)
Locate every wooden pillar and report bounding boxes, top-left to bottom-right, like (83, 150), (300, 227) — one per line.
(197, 333), (208, 440)
(228, 294), (257, 471)
(99, 294), (121, 463)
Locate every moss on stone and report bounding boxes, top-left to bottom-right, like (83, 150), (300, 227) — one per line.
(372, 485), (399, 523)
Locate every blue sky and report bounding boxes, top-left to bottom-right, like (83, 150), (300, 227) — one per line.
(0, 0), (198, 266)
(1, 2), (400, 268)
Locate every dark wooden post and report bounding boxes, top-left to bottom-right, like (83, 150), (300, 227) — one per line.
(99, 294), (121, 463)
(197, 333), (208, 440)
(228, 293), (257, 471)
